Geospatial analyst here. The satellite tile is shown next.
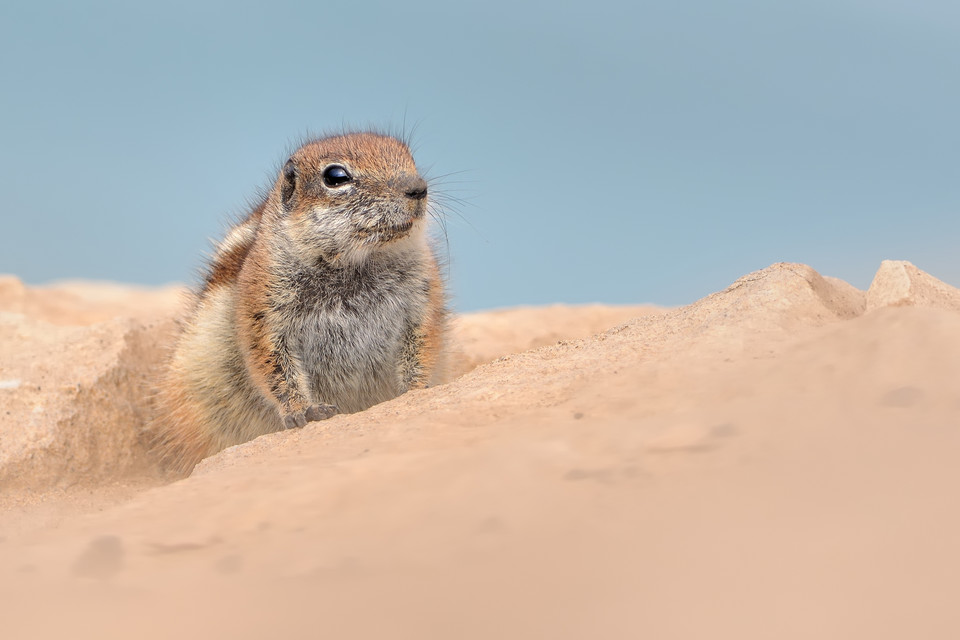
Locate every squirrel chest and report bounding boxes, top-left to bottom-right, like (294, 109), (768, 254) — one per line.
(261, 256), (431, 412)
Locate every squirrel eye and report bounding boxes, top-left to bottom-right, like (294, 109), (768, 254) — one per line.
(322, 164), (353, 187)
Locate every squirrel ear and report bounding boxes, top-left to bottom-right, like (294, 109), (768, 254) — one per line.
(281, 160), (297, 207)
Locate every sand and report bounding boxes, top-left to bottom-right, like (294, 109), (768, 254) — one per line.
(1, 260), (958, 639)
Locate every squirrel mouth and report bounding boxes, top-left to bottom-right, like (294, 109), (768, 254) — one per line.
(357, 218), (417, 243)
(386, 219), (414, 234)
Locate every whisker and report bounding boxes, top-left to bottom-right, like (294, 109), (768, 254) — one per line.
(426, 168), (476, 182)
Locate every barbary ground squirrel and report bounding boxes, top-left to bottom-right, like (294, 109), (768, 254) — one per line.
(152, 132), (448, 473)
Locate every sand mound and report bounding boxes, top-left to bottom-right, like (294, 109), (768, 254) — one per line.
(1, 260), (959, 639)
(0, 276), (654, 495)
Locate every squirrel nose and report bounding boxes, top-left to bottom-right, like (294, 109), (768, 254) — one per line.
(402, 176), (428, 201)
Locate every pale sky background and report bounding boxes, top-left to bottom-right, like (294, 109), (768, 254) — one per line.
(1, 1), (957, 311)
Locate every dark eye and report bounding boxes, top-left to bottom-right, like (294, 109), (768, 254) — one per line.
(322, 164), (353, 187)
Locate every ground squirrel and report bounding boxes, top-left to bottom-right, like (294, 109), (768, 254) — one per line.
(152, 132), (448, 473)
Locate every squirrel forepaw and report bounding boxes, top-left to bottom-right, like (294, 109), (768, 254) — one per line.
(282, 404), (339, 430)
(305, 403), (338, 422)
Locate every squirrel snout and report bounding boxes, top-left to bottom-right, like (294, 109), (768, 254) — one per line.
(401, 176), (428, 201)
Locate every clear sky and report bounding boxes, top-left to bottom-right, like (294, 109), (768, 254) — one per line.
(1, 1), (957, 311)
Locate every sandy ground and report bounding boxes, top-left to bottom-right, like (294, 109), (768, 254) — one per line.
(1, 261), (959, 639)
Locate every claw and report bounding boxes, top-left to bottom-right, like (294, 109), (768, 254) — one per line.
(282, 413), (307, 430)
(305, 404), (338, 422)
(282, 404), (338, 430)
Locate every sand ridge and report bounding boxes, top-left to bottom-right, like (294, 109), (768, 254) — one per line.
(1, 260), (959, 639)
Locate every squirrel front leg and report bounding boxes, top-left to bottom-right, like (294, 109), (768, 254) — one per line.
(239, 305), (338, 429)
(398, 280), (447, 390)
(269, 334), (338, 429)
(398, 326), (428, 390)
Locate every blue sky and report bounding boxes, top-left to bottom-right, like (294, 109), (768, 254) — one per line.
(1, 1), (957, 310)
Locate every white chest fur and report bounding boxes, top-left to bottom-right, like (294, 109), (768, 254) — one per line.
(276, 254), (430, 412)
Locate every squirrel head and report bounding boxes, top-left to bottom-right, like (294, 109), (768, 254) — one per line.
(273, 132), (429, 264)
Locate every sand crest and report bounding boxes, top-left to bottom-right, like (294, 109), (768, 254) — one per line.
(1, 260), (958, 639)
